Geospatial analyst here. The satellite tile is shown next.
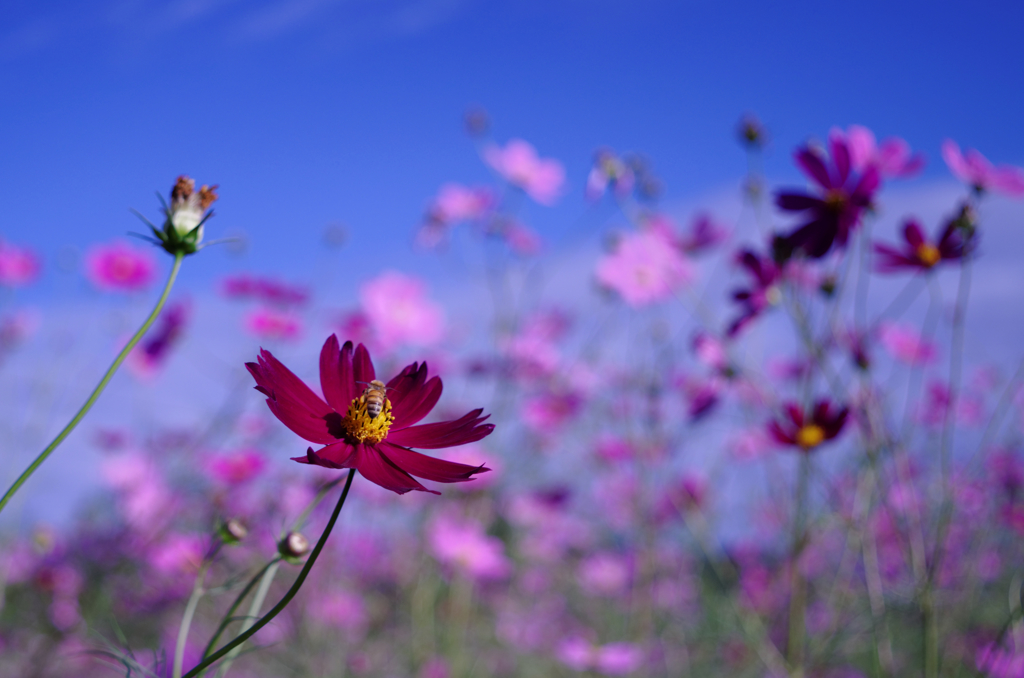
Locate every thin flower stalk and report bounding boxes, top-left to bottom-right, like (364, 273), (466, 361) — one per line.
(214, 560), (281, 678)
(201, 558), (282, 662)
(182, 469), (355, 678)
(175, 555), (214, 678)
(0, 250), (184, 517)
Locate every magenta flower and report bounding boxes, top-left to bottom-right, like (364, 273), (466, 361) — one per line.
(361, 271), (444, 351)
(768, 399), (849, 452)
(595, 229), (692, 307)
(679, 213), (730, 255)
(208, 449), (267, 485)
(776, 138), (880, 258)
(244, 306), (302, 342)
(484, 139), (565, 205)
(0, 241), (40, 287)
(428, 514), (510, 580)
(430, 183), (494, 224)
(873, 218), (970, 273)
(727, 249), (782, 337)
(84, 240), (157, 292)
(221, 274), (309, 306)
(556, 637), (644, 676)
(878, 322), (937, 365)
(247, 335), (493, 494)
(126, 301), (189, 378)
(830, 125), (924, 178)
(942, 140), (1024, 196)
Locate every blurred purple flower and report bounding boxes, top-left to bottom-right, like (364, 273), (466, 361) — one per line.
(727, 248), (782, 337)
(878, 322), (937, 365)
(679, 213), (730, 255)
(207, 449), (267, 485)
(0, 240), (41, 287)
(361, 271), (444, 351)
(84, 240), (157, 293)
(244, 305), (302, 342)
(126, 301), (189, 379)
(221, 274), (309, 306)
(829, 124), (924, 178)
(596, 228), (692, 307)
(874, 218), (970, 273)
(585, 149), (635, 201)
(768, 399), (849, 452)
(428, 514), (510, 581)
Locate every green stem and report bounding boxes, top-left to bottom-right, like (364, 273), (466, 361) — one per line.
(182, 469), (356, 678)
(201, 558), (282, 661)
(174, 557), (212, 678)
(0, 250), (185, 517)
(214, 560), (281, 678)
(787, 455), (811, 677)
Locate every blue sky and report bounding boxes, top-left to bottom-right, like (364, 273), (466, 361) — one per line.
(3, 0), (1024, 291)
(3, 0), (1024, 528)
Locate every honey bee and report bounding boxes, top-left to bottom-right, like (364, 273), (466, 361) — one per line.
(360, 379), (388, 419)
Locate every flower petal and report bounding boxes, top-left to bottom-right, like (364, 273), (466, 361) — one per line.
(352, 343), (376, 387)
(320, 335), (356, 412)
(393, 374), (443, 427)
(795, 148), (833, 188)
(387, 409), (494, 449)
(386, 362), (427, 410)
(266, 400), (337, 444)
(249, 349), (332, 417)
(356, 444), (436, 495)
(775, 192), (822, 212)
(378, 441), (488, 483)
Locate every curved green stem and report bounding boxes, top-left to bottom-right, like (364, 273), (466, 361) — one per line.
(182, 469), (356, 678)
(0, 250), (185, 517)
(215, 560), (281, 678)
(175, 557), (213, 678)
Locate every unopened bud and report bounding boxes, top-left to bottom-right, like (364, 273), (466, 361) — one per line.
(139, 174), (220, 256)
(219, 518), (248, 545)
(279, 532), (310, 562)
(819, 275), (837, 298)
(738, 114), (767, 149)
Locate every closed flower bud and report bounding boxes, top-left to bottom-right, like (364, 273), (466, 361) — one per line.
(218, 518), (248, 545)
(137, 175), (219, 256)
(279, 531), (310, 563)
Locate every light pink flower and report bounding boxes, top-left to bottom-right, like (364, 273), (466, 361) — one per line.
(360, 270), (444, 351)
(148, 533), (206, 575)
(84, 240), (157, 292)
(578, 552), (631, 596)
(504, 220), (543, 255)
(101, 452), (175, 530)
(428, 515), (510, 581)
(830, 125), (924, 178)
(942, 140), (1024, 196)
(977, 642), (1024, 678)
(432, 183), (494, 223)
(522, 391), (583, 433)
(244, 306), (302, 341)
(0, 241), (41, 287)
(596, 229), (692, 307)
(878, 322), (937, 365)
(208, 449), (267, 485)
(556, 637), (644, 675)
(484, 139), (565, 205)
(308, 589), (367, 637)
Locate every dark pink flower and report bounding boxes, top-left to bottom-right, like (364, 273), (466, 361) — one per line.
(247, 335), (493, 494)
(84, 240), (157, 292)
(0, 241), (41, 287)
(220, 274), (309, 306)
(208, 449), (267, 485)
(484, 139), (565, 205)
(428, 514), (510, 580)
(244, 306), (302, 341)
(776, 139), (880, 258)
(768, 399), (848, 452)
(942, 140), (1024, 196)
(873, 218), (971, 272)
(878, 322), (937, 365)
(679, 213), (730, 254)
(727, 248), (782, 337)
(126, 301), (189, 378)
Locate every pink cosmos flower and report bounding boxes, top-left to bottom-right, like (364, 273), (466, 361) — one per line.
(596, 229), (692, 307)
(503, 219), (543, 255)
(361, 271), (444, 351)
(484, 139), (565, 205)
(522, 390), (583, 433)
(221, 274), (309, 306)
(679, 213), (731, 254)
(976, 642), (1024, 678)
(578, 553), (631, 596)
(84, 240), (157, 292)
(208, 449), (267, 485)
(829, 125), (924, 178)
(244, 306), (302, 341)
(501, 309), (569, 380)
(585, 149), (635, 201)
(428, 514), (510, 581)
(430, 183), (494, 224)
(148, 533), (206, 576)
(307, 589), (368, 637)
(942, 140), (1024, 196)
(556, 637), (644, 676)
(878, 322), (937, 365)
(0, 241), (41, 287)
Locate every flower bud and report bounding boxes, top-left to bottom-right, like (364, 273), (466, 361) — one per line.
(278, 531), (310, 563)
(140, 175), (219, 256)
(218, 518), (248, 545)
(737, 114), (767, 149)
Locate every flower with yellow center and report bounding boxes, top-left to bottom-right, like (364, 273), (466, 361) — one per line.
(340, 396), (395, 445)
(915, 243), (941, 268)
(795, 424), (825, 450)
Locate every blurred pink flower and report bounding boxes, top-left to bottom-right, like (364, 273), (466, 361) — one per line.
(679, 213), (731, 254)
(556, 637), (644, 675)
(125, 301), (189, 379)
(360, 271), (444, 350)
(878, 322), (937, 365)
(441, 444), (499, 490)
(428, 515), (510, 581)
(101, 452), (175, 530)
(977, 642), (1024, 678)
(943, 140), (1024, 196)
(578, 552), (631, 596)
(0, 241), (40, 287)
(431, 183), (494, 223)
(419, 657), (451, 678)
(596, 229), (692, 307)
(585, 149), (635, 201)
(221, 274), (309, 306)
(501, 310), (569, 380)
(484, 139), (565, 205)
(830, 125), (924, 178)
(522, 391), (583, 433)
(504, 220), (543, 255)
(692, 332), (729, 372)
(208, 449), (267, 485)
(308, 589), (368, 637)
(84, 240), (157, 292)
(148, 533), (206, 575)
(594, 435), (635, 463)
(244, 306), (302, 341)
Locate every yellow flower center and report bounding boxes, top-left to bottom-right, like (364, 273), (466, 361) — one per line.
(340, 395), (394, 445)
(796, 424), (825, 450)
(916, 243), (941, 268)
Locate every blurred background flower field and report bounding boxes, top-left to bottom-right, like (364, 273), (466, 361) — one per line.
(2, 1), (1024, 677)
